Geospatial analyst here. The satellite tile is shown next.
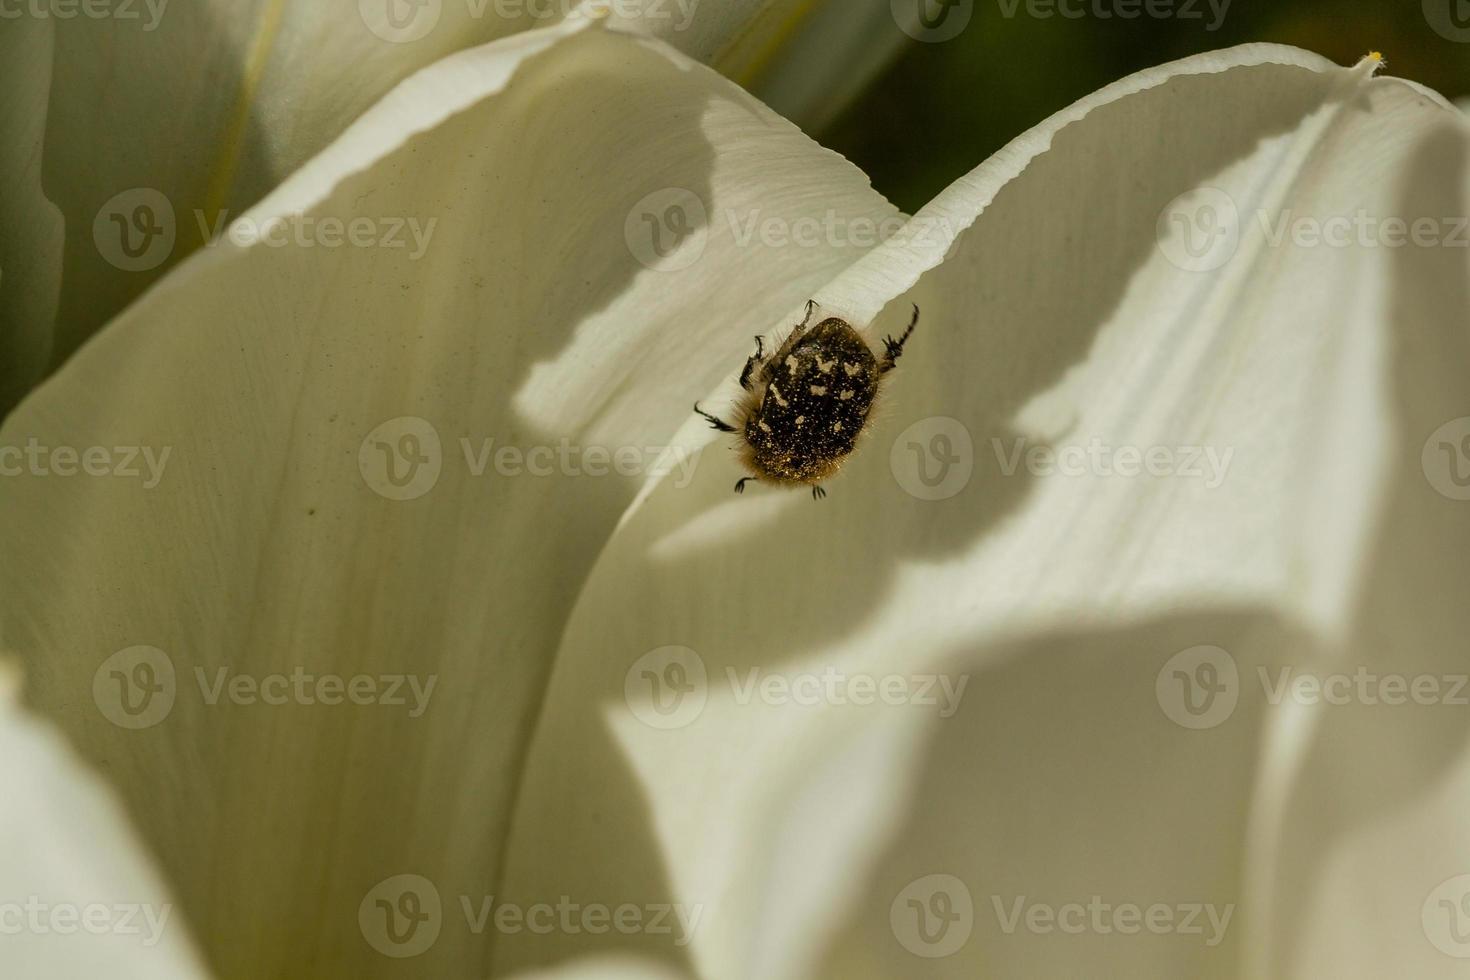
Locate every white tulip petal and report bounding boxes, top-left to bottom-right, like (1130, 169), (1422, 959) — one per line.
(1, 0), (856, 414)
(0, 23), (897, 979)
(0, 669), (209, 978)
(499, 46), (1470, 979)
(12, 0), (537, 404)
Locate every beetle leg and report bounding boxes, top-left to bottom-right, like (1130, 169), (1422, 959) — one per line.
(880, 304), (920, 373)
(738, 336), (765, 391)
(694, 402), (737, 433)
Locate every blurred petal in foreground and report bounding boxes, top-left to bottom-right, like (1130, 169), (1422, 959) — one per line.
(0, 671), (208, 979)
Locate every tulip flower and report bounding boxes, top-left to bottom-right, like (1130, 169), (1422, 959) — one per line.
(1, 15), (1467, 980)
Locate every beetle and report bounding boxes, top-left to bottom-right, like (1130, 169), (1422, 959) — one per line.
(695, 300), (918, 499)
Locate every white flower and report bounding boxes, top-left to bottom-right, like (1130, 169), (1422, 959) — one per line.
(1, 20), (1467, 980)
(0, 0), (889, 411)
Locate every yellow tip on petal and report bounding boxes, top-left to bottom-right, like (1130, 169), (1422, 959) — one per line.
(1350, 51), (1385, 78)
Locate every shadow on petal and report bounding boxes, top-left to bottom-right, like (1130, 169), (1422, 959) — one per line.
(1264, 117), (1470, 979)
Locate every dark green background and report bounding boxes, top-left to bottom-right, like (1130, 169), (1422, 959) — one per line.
(823, 0), (1469, 212)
